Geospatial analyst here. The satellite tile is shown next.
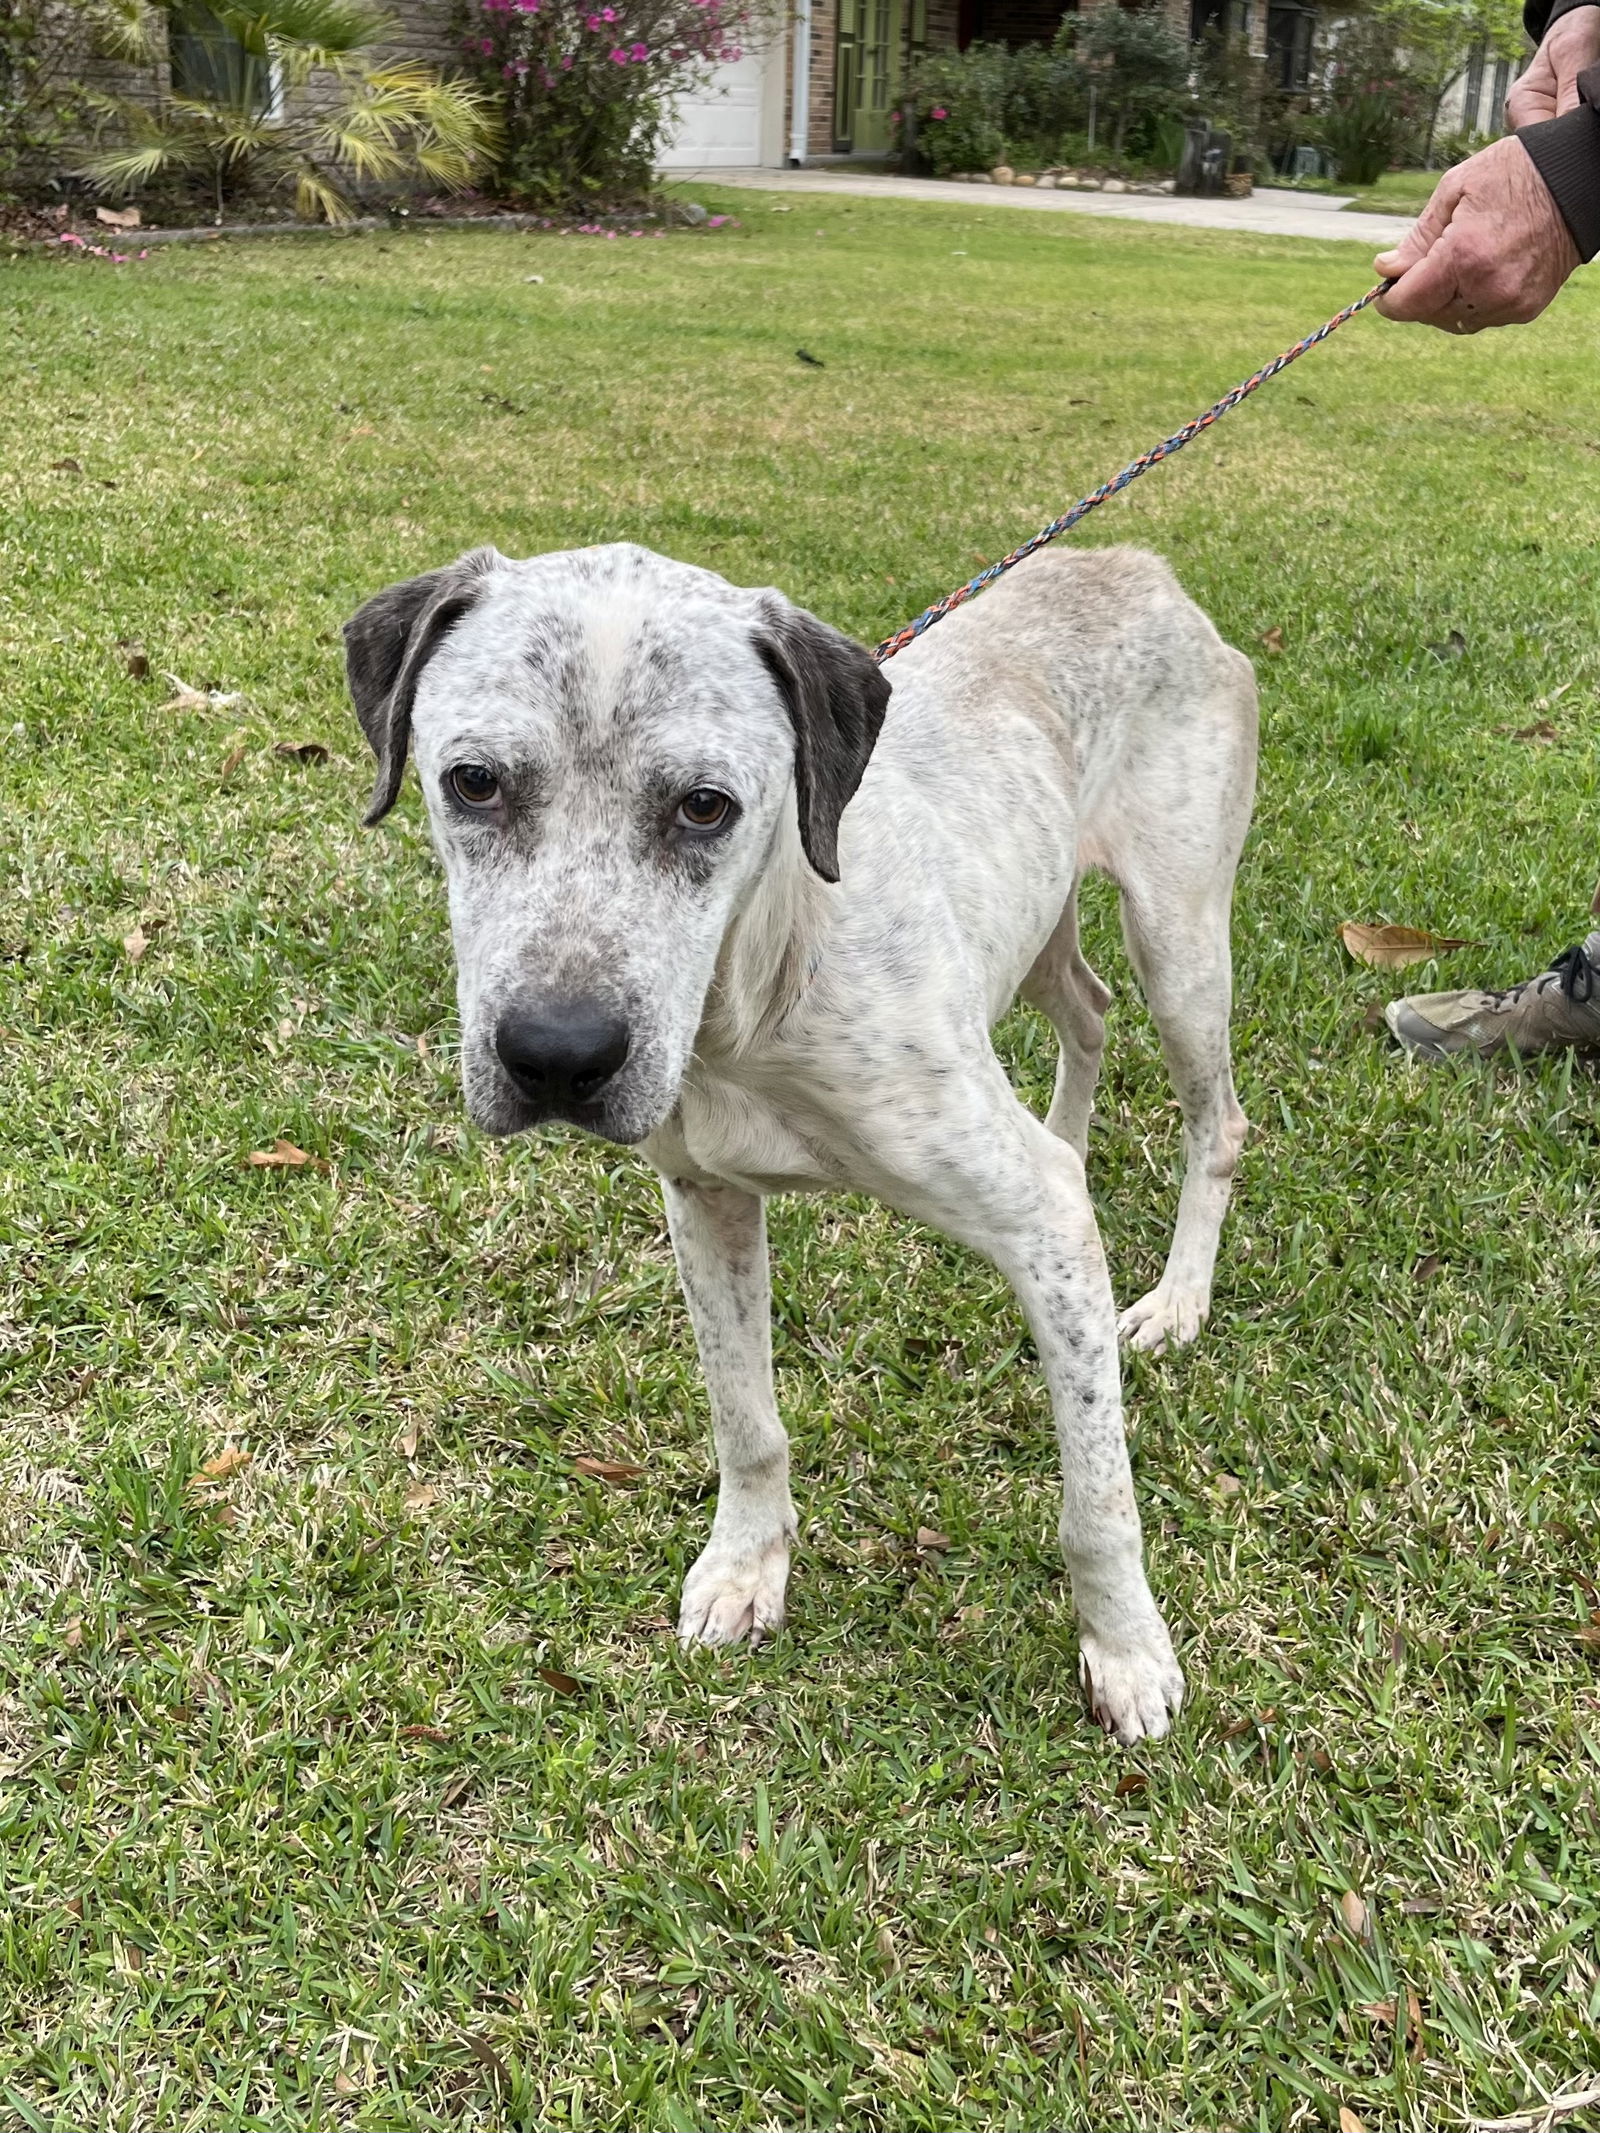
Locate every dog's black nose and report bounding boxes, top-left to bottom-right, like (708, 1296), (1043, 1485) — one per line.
(494, 1003), (631, 1111)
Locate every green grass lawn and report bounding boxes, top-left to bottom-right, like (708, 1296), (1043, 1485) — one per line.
(1341, 169), (1441, 215)
(3, 191), (1599, 2132)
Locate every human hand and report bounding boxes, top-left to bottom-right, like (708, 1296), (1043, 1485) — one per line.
(1507, 3), (1600, 124)
(1374, 135), (1580, 330)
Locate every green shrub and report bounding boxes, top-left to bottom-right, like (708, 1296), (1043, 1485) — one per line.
(458, 0), (779, 206)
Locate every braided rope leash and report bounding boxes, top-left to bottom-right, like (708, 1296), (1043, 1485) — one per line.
(872, 280), (1392, 667)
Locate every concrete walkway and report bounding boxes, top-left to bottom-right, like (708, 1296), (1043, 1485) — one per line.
(673, 165), (1414, 250)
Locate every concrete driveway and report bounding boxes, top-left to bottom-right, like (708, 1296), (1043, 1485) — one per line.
(672, 165), (1415, 251)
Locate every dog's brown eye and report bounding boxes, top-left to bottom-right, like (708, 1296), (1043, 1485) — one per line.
(677, 787), (731, 830)
(450, 764), (499, 809)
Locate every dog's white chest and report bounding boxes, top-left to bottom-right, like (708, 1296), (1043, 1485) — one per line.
(644, 1075), (837, 1196)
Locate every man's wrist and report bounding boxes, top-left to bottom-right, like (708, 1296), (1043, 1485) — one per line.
(1518, 92), (1600, 260)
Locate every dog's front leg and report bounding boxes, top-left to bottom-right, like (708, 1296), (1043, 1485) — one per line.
(661, 1176), (797, 1648)
(891, 1105), (1184, 1745)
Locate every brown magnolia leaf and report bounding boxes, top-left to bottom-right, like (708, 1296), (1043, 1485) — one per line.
(49, 457), (82, 473)
(1574, 1619), (1600, 1651)
(460, 2033), (512, 2098)
(118, 640), (150, 679)
(63, 1615), (84, 1649)
(397, 1414), (421, 1460)
(116, 1940), (144, 1974)
(1340, 1889), (1372, 1940)
(246, 1139), (327, 1171)
(916, 1526), (951, 1551)
(157, 671), (242, 714)
(573, 1456), (645, 1484)
(1359, 1999), (1396, 2026)
(404, 1482), (439, 1511)
(1339, 921), (1472, 970)
(333, 2070), (359, 2095)
(1114, 1771), (1147, 1798)
(219, 730), (249, 779)
(1511, 719), (1558, 744)
(274, 740), (329, 764)
(189, 1448), (252, 1488)
(440, 1773), (473, 1808)
(95, 204), (141, 229)
(1340, 2110), (1368, 2133)
(1259, 625), (1285, 653)
(122, 925), (148, 964)
(401, 1723), (449, 1741)
(538, 1667), (581, 1696)
(1214, 1473), (1243, 1496)
(1406, 1988), (1424, 2056)
(1413, 1253), (1444, 1282)
(64, 1895), (83, 1919)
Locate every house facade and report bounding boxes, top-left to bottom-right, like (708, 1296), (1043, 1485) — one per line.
(64, 0), (1516, 185)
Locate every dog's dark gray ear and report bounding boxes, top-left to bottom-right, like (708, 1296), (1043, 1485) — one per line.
(754, 600), (891, 882)
(343, 548), (498, 824)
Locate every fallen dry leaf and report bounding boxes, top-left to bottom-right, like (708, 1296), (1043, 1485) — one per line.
(157, 671), (242, 714)
(63, 1615), (84, 1649)
(1413, 1253), (1444, 1282)
(1428, 628), (1467, 662)
(246, 1139), (327, 1172)
(916, 1526), (951, 1551)
(49, 456), (82, 474)
(1340, 2110), (1368, 2133)
(440, 1773), (473, 1809)
(1214, 1473), (1243, 1496)
(273, 740), (329, 764)
(404, 1482), (440, 1511)
(397, 1414), (422, 1460)
(461, 2033), (512, 2098)
(401, 1723), (449, 1742)
(1339, 921), (1473, 970)
(573, 1456), (645, 1484)
(1509, 719), (1558, 744)
(538, 1666), (581, 1695)
(219, 730), (249, 779)
(333, 2070), (359, 2095)
(188, 1448), (252, 1489)
(1340, 1889), (1372, 1940)
(118, 640), (150, 679)
(1114, 1771), (1147, 1798)
(1259, 625), (1285, 653)
(122, 926), (148, 964)
(95, 203), (141, 229)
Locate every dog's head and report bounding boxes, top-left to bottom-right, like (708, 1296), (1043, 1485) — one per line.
(344, 543), (890, 1143)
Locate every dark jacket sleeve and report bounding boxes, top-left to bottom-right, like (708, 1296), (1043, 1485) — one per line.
(1525, 0), (1597, 40)
(1520, 61), (1600, 262)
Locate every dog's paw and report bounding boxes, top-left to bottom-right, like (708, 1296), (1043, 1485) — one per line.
(1079, 1623), (1184, 1746)
(1117, 1284), (1208, 1355)
(678, 1532), (791, 1649)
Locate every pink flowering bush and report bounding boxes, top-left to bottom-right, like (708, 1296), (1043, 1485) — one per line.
(458, 0), (769, 203)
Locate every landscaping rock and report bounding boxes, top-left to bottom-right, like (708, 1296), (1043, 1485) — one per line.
(678, 200), (709, 225)
(1101, 178), (1127, 193)
(990, 165), (1014, 185)
(1158, 178), (1177, 193)
(1035, 173), (1056, 188)
(1014, 172), (1037, 186)
(1056, 172), (1079, 188)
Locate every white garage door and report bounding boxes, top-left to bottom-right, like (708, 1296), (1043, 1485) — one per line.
(658, 49), (771, 167)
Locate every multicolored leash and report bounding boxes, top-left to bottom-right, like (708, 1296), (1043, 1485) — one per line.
(872, 280), (1392, 666)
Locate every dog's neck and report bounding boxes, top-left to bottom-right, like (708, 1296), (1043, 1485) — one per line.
(699, 794), (833, 1064)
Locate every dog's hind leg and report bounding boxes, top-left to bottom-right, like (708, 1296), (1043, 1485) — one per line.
(1111, 662), (1255, 1356)
(662, 1177), (797, 1646)
(1021, 882), (1112, 1163)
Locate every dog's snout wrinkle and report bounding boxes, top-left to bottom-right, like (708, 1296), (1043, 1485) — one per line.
(495, 1002), (631, 1110)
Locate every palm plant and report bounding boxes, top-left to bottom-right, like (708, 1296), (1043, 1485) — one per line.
(87, 0), (498, 222)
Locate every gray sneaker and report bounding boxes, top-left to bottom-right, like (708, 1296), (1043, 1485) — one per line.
(1386, 929), (1600, 1061)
